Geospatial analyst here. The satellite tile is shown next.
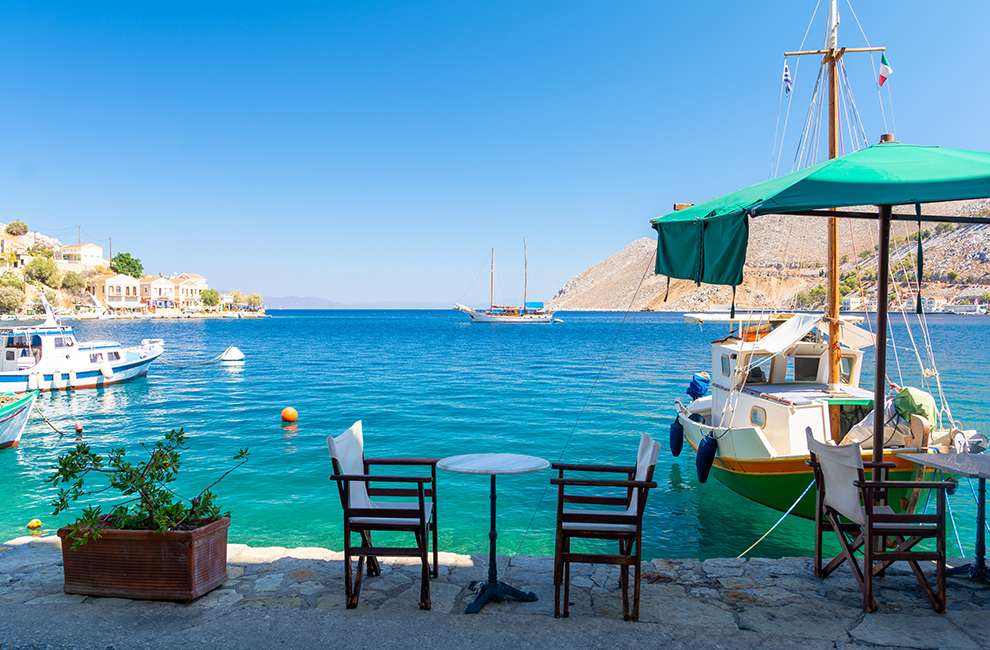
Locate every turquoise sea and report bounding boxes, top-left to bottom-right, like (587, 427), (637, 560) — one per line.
(2, 310), (988, 560)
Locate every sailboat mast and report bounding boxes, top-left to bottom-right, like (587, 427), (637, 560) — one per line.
(523, 237), (528, 309)
(826, 0), (841, 392)
(490, 248), (495, 310)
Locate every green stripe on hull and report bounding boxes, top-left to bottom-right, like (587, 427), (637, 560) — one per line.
(711, 466), (941, 520)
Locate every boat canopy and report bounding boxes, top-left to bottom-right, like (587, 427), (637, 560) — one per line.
(742, 313), (874, 355)
(651, 143), (990, 286)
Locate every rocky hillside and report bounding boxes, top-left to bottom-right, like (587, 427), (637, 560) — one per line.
(546, 199), (990, 312)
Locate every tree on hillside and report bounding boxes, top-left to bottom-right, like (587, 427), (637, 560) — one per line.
(25, 257), (61, 288)
(110, 252), (144, 279)
(1, 271), (24, 292)
(61, 271), (86, 292)
(44, 289), (60, 308)
(0, 286), (25, 313)
(201, 289), (219, 307)
(947, 271), (959, 282)
(246, 293), (263, 308)
(5, 221), (28, 236)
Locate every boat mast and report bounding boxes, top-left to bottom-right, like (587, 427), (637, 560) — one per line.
(523, 237), (528, 310)
(786, 0), (884, 438)
(490, 248), (495, 310)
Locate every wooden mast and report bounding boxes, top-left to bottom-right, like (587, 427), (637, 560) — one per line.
(786, 0), (884, 441)
(490, 248), (494, 310)
(523, 237), (528, 311)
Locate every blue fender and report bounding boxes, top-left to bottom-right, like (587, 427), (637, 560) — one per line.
(696, 434), (718, 483)
(669, 418), (684, 457)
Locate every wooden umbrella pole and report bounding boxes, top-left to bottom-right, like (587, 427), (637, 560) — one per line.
(873, 205), (892, 469)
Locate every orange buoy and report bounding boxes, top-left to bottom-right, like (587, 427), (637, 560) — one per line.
(281, 407), (298, 422)
(74, 421), (83, 434)
(27, 519), (42, 530)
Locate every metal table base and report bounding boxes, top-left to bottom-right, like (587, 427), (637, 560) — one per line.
(464, 474), (538, 614)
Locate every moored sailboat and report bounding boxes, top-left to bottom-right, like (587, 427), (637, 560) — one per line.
(653, 1), (990, 517)
(454, 239), (555, 324)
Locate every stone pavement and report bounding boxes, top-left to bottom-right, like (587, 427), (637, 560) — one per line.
(1, 535), (989, 649)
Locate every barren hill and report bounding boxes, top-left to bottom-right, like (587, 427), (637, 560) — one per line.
(547, 199), (990, 312)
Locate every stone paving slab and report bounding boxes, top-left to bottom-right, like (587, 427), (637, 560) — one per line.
(1, 535), (988, 649)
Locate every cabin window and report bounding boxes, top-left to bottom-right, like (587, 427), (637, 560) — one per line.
(4, 351), (12, 361)
(751, 407), (767, 428)
(794, 357), (820, 382)
(840, 356), (854, 384)
(110, 352), (120, 360)
(54, 338), (64, 348)
(721, 355), (730, 377)
(90, 353), (99, 363)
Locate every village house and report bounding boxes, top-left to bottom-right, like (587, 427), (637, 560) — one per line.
(139, 276), (177, 309)
(171, 273), (209, 309)
(87, 273), (142, 311)
(61, 243), (105, 266)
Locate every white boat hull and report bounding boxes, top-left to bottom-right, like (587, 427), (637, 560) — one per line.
(0, 348), (164, 393)
(0, 392), (38, 450)
(465, 312), (554, 324)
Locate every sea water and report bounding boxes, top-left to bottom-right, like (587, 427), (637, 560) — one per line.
(1, 311), (988, 560)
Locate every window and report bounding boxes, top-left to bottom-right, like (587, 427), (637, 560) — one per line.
(751, 407), (766, 427)
(840, 356), (854, 384)
(794, 357), (821, 382)
(5, 351), (12, 361)
(721, 355), (730, 377)
(110, 352), (120, 360)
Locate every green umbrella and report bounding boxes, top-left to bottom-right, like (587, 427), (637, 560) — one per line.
(651, 142), (990, 286)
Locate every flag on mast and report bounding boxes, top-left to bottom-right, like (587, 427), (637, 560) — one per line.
(782, 61), (792, 94)
(878, 54), (893, 86)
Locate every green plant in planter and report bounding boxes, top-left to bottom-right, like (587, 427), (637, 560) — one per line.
(48, 428), (249, 549)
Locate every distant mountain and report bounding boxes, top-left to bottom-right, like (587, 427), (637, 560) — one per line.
(262, 296), (449, 310)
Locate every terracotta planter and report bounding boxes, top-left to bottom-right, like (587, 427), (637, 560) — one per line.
(57, 517), (229, 601)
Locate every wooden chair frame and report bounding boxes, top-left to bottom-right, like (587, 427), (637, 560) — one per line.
(807, 447), (951, 612)
(551, 462), (657, 621)
(331, 456), (439, 610)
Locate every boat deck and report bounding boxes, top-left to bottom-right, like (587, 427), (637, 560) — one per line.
(742, 383), (874, 406)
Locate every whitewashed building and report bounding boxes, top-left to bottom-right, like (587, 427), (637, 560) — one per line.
(87, 273), (142, 310)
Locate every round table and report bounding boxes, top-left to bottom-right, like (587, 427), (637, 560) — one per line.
(438, 453), (550, 614)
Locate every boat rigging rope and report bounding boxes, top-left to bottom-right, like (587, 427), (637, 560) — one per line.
(33, 401), (66, 436)
(737, 478), (816, 558)
(512, 248), (657, 555)
(159, 352), (226, 370)
(772, 0), (821, 178)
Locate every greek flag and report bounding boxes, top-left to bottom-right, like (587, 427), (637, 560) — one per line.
(782, 61), (792, 94)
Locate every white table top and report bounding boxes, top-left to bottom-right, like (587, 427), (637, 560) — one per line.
(899, 453), (990, 479)
(438, 453), (550, 475)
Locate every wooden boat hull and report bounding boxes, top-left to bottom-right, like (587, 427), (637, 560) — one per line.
(682, 420), (942, 519)
(0, 391), (38, 450)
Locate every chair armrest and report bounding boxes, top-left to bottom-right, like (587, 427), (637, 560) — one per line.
(364, 458), (440, 467)
(331, 474), (432, 484)
(862, 461), (898, 469)
(855, 480), (955, 490)
(551, 478), (657, 489)
(551, 463), (637, 473)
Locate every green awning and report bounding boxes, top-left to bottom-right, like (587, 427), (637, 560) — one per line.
(651, 142), (990, 286)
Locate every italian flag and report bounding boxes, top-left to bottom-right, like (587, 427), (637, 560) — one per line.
(879, 54), (893, 86)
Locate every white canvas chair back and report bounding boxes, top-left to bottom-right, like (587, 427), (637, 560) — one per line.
(625, 433), (662, 515)
(806, 430), (865, 525)
(327, 421), (374, 510)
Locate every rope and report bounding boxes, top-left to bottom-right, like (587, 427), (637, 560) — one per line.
(159, 352), (225, 370)
(512, 248), (657, 555)
(34, 401), (66, 436)
(965, 477), (990, 537)
(737, 479), (816, 558)
(942, 470), (965, 555)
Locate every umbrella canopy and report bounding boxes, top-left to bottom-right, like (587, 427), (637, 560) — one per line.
(651, 142), (990, 286)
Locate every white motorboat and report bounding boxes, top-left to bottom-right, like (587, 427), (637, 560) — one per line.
(0, 391), (39, 450)
(0, 299), (164, 392)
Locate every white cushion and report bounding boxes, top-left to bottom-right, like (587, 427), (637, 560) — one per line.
(350, 501), (434, 527)
(327, 421), (374, 510)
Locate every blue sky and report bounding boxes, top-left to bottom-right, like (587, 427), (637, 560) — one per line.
(2, 1), (988, 305)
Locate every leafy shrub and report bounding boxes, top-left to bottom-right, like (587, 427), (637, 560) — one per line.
(0, 286), (24, 313)
(61, 270), (86, 292)
(25, 257), (61, 288)
(0, 271), (24, 291)
(201, 288), (219, 307)
(5, 221), (28, 236)
(110, 253), (143, 279)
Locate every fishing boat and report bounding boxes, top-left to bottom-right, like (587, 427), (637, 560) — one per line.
(0, 391), (39, 450)
(653, 0), (990, 518)
(0, 298), (164, 392)
(454, 239), (555, 324)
